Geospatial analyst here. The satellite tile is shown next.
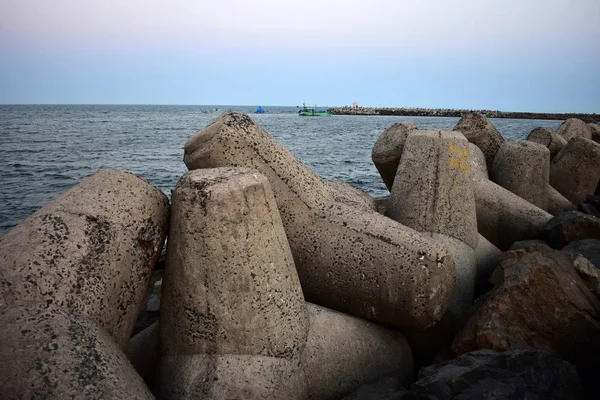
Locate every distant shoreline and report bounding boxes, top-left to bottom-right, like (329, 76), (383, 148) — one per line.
(329, 106), (600, 122)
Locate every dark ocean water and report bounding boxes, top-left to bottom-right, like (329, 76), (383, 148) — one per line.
(0, 105), (562, 236)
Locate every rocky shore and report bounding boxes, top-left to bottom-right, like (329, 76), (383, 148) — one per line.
(1, 112), (600, 399)
(331, 106), (600, 122)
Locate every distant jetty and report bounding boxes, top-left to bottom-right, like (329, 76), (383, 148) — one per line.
(330, 106), (600, 122)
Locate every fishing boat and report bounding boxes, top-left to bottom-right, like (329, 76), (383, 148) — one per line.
(255, 106), (265, 114)
(298, 103), (331, 117)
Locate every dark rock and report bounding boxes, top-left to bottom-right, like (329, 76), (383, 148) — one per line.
(406, 349), (581, 400)
(508, 239), (548, 251)
(563, 239), (600, 268)
(544, 211), (600, 248)
(132, 269), (163, 336)
(452, 245), (600, 376)
(340, 376), (408, 400)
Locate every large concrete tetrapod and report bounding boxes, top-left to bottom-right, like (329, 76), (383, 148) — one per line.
(556, 118), (593, 142)
(550, 137), (600, 205)
(490, 140), (550, 211)
(386, 130), (478, 317)
(302, 303), (413, 400)
(526, 127), (567, 159)
(371, 121), (417, 190)
(453, 112), (504, 168)
(0, 170), (169, 347)
(158, 168), (309, 399)
(183, 113), (455, 329)
(0, 170), (169, 398)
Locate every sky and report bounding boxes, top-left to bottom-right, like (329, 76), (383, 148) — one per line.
(0, 0), (599, 112)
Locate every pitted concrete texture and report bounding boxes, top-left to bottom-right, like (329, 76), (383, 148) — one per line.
(474, 178), (552, 250)
(371, 121), (418, 190)
(301, 303), (413, 400)
(325, 180), (377, 212)
(159, 168), (308, 398)
(453, 112), (504, 168)
(526, 127), (568, 159)
(490, 140), (550, 211)
(467, 143), (489, 181)
(428, 233), (476, 318)
(556, 118), (593, 142)
(0, 305), (153, 399)
(474, 234), (502, 296)
(183, 113), (456, 329)
(387, 130), (478, 249)
(548, 186), (577, 216)
(162, 168), (308, 356)
(550, 137), (600, 205)
(308, 202), (455, 329)
(0, 170), (169, 348)
(184, 112), (334, 221)
(158, 354), (306, 399)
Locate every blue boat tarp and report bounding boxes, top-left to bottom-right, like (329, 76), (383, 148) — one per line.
(255, 106), (265, 113)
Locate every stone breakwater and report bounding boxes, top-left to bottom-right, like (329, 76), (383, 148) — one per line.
(331, 106), (600, 122)
(1, 112), (600, 399)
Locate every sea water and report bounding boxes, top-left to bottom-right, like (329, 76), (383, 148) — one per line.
(0, 105), (562, 235)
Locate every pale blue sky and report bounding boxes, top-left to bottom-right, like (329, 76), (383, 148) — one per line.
(1, 0), (599, 112)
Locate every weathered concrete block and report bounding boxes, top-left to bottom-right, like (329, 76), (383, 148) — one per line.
(325, 179), (377, 212)
(556, 118), (593, 142)
(184, 113), (455, 329)
(0, 170), (169, 348)
(301, 303), (413, 400)
(158, 167), (308, 399)
(490, 140), (550, 211)
(387, 130), (478, 249)
(550, 136), (600, 205)
(474, 178), (552, 250)
(371, 121), (417, 190)
(526, 127), (568, 159)
(453, 112), (504, 168)
(0, 305), (153, 399)
(548, 185), (577, 215)
(467, 142), (489, 181)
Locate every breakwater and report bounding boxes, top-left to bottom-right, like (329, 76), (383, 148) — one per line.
(331, 106), (600, 122)
(1, 111), (600, 398)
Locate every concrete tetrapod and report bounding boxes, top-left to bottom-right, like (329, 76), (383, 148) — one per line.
(371, 121), (418, 190)
(556, 118), (593, 142)
(453, 112), (504, 168)
(183, 112), (455, 329)
(158, 168), (309, 399)
(302, 303), (413, 400)
(474, 178), (552, 250)
(0, 305), (154, 399)
(550, 136), (600, 205)
(548, 186), (577, 216)
(490, 140), (550, 211)
(0, 170), (169, 398)
(526, 127), (567, 159)
(0, 170), (169, 348)
(387, 130), (478, 249)
(386, 130), (478, 317)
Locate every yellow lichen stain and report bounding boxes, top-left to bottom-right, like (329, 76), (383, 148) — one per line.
(448, 144), (472, 173)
